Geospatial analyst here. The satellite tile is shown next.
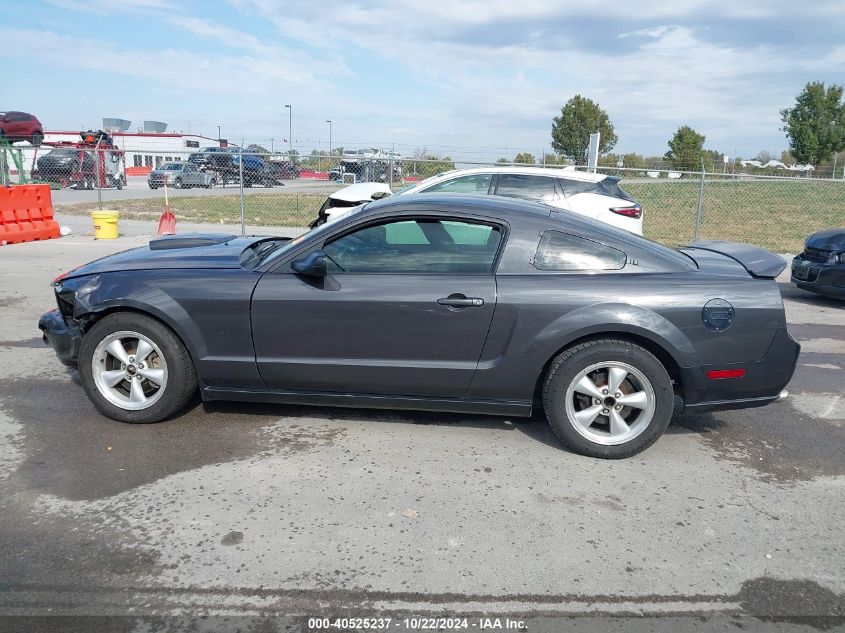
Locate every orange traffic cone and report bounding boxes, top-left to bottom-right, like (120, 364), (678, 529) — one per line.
(157, 177), (176, 236)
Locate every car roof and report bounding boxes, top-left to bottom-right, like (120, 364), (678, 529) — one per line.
(418, 165), (608, 183)
(358, 193), (693, 269)
(364, 192), (554, 221)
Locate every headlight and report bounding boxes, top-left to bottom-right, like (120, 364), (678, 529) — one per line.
(827, 251), (845, 264)
(838, 252), (845, 264)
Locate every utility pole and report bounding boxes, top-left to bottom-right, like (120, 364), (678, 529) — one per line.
(284, 105), (292, 155)
(326, 120), (332, 156)
(217, 125), (221, 146)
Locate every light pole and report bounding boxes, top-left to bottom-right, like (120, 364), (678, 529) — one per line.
(217, 125), (221, 146)
(284, 105), (292, 155)
(326, 120), (332, 156)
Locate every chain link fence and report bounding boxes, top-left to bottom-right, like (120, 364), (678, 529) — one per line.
(4, 143), (843, 254)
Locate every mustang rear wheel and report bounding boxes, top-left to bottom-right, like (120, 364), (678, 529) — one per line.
(79, 312), (197, 423)
(542, 339), (673, 458)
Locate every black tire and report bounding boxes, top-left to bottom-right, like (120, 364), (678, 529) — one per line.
(31, 132), (44, 146)
(78, 312), (198, 424)
(173, 178), (183, 189)
(116, 176), (124, 190)
(542, 338), (673, 459)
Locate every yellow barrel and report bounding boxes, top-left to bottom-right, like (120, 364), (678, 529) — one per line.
(91, 210), (119, 239)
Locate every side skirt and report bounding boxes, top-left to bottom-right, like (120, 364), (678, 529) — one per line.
(201, 386), (533, 417)
(681, 393), (781, 414)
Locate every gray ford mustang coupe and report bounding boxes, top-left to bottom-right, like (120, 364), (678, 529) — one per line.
(39, 194), (799, 458)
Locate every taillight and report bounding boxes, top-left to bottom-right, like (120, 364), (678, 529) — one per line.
(610, 205), (642, 219)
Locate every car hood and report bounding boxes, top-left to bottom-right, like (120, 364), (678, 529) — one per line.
(62, 234), (267, 278)
(328, 182), (392, 203)
(805, 227), (845, 251)
(149, 169), (182, 176)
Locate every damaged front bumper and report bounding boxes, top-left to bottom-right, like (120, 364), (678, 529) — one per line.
(38, 308), (83, 367)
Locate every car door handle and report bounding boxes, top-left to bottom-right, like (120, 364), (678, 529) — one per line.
(437, 296), (484, 307)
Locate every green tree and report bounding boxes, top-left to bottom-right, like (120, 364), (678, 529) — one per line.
(513, 152), (535, 164)
(542, 153), (567, 165)
(496, 157), (510, 164)
(551, 95), (618, 164)
(665, 126), (706, 171)
(622, 153), (645, 169)
(597, 152), (619, 168)
(755, 150), (773, 164)
(780, 82), (845, 165)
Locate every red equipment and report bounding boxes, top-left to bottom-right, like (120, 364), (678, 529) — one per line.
(30, 130), (126, 190)
(157, 177), (176, 235)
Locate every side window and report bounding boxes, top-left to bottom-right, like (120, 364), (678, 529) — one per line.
(495, 174), (559, 202)
(533, 231), (626, 271)
(420, 174), (492, 194)
(560, 178), (599, 196)
(323, 218), (502, 274)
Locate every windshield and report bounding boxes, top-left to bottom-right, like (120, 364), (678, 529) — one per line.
(160, 164), (182, 170)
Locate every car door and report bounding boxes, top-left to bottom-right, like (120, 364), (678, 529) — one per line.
(182, 163), (199, 186)
(250, 215), (504, 398)
(4, 112), (28, 137)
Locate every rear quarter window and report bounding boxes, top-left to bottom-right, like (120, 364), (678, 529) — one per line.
(598, 178), (635, 202)
(559, 179), (600, 196)
(533, 231), (626, 271)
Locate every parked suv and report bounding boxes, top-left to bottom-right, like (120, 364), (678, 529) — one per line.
(0, 111), (44, 145)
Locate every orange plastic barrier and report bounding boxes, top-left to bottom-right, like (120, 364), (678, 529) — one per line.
(0, 184), (61, 245)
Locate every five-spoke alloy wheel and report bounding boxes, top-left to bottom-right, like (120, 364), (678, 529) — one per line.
(79, 312), (197, 423)
(91, 330), (168, 411)
(543, 339), (674, 458)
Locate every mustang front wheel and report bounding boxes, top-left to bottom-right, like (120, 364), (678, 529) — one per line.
(79, 312), (197, 423)
(542, 339), (673, 458)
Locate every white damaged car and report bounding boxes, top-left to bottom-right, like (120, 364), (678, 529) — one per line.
(311, 167), (643, 234)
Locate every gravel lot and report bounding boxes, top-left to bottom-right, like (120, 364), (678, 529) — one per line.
(0, 236), (843, 631)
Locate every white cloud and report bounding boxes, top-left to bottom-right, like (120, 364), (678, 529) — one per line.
(223, 1), (845, 154)
(0, 27), (345, 95)
(14, 0), (845, 155)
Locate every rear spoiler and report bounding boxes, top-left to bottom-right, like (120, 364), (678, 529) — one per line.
(684, 240), (787, 278)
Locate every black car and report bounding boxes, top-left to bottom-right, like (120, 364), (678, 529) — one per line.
(791, 228), (845, 299)
(188, 147), (234, 172)
(39, 194), (799, 458)
(32, 148), (95, 184)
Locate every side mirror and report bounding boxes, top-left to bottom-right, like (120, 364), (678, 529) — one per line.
(292, 250), (327, 277)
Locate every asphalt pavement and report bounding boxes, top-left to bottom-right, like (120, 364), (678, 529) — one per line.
(0, 236), (843, 631)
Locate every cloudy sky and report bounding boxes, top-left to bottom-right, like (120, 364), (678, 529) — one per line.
(4, 0), (844, 160)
